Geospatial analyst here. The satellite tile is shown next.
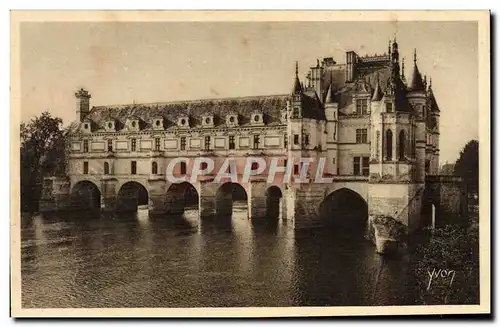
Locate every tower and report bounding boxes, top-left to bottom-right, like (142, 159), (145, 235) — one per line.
(427, 78), (441, 174)
(324, 82), (338, 175)
(75, 88), (91, 122)
(367, 41), (424, 233)
(406, 49), (427, 183)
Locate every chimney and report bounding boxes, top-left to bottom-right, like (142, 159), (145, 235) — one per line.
(75, 88), (91, 122)
(346, 51), (357, 83)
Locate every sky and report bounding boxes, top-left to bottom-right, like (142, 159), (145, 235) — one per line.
(20, 21), (478, 165)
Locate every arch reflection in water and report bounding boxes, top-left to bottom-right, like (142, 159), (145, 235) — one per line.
(164, 182), (200, 229)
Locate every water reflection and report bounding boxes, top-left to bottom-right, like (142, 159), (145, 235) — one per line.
(21, 209), (414, 308)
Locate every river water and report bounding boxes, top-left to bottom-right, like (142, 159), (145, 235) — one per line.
(21, 208), (418, 308)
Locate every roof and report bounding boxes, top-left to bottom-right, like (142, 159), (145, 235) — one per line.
(82, 94), (290, 132)
(428, 87), (440, 112)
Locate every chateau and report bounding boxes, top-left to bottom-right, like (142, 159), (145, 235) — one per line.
(41, 39), (465, 249)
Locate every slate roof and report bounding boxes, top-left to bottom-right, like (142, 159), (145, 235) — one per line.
(82, 94), (290, 133)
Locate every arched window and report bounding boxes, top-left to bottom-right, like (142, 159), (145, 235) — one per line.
(104, 162), (110, 175)
(152, 161), (158, 175)
(399, 130), (406, 160)
(385, 129), (393, 160)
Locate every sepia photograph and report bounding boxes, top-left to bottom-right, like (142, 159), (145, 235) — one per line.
(10, 11), (490, 317)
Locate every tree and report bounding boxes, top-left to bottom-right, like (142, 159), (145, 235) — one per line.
(439, 162), (455, 176)
(20, 112), (66, 212)
(454, 140), (479, 195)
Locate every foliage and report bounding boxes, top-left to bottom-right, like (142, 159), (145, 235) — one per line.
(454, 140), (479, 195)
(20, 112), (67, 212)
(439, 162), (455, 176)
(412, 216), (479, 305)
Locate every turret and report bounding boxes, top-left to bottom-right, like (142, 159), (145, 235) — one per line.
(75, 88), (91, 122)
(291, 61), (303, 119)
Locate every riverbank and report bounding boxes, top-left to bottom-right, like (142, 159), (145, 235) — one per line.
(411, 214), (480, 305)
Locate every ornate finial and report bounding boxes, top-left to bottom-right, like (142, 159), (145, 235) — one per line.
(402, 58), (405, 76)
(295, 61), (298, 76)
(316, 59), (320, 68)
(414, 49), (417, 64)
(429, 77), (432, 88)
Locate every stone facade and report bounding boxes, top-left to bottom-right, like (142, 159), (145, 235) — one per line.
(40, 38), (465, 244)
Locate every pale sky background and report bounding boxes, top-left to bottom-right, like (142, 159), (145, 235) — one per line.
(20, 21), (478, 165)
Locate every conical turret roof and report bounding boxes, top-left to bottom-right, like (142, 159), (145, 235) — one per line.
(409, 50), (425, 92)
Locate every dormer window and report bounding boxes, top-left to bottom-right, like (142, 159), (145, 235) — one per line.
(281, 110), (288, 123)
(251, 112), (264, 125)
(127, 117), (140, 131)
(105, 119), (116, 132)
(386, 102), (393, 113)
(355, 98), (369, 115)
(81, 119), (92, 133)
(151, 117), (164, 130)
(202, 115), (214, 127)
(226, 114), (239, 127)
(178, 116), (190, 128)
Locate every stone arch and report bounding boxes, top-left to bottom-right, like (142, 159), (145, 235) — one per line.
(319, 187), (368, 234)
(215, 182), (248, 216)
(70, 180), (101, 210)
(265, 185), (283, 219)
(165, 181), (200, 215)
(117, 181), (149, 212)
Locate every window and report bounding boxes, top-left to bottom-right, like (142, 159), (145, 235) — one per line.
(293, 107), (300, 118)
(155, 138), (161, 151)
(251, 162), (259, 171)
(425, 160), (430, 174)
(294, 164), (300, 175)
(356, 99), (368, 115)
(229, 136), (235, 150)
(180, 162), (187, 175)
(204, 136), (211, 150)
(294, 134), (299, 145)
(353, 156), (369, 176)
(353, 157), (360, 175)
(362, 157), (369, 176)
(180, 137), (186, 150)
(131, 161), (137, 175)
(303, 134), (310, 146)
(104, 162), (109, 175)
(83, 140), (89, 153)
(83, 161), (89, 174)
(200, 162), (208, 170)
(152, 161), (158, 175)
(356, 129), (368, 143)
(386, 102), (393, 113)
(131, 138), (137, 152)
(107, 139), (113, 152)
(386, 129), (393, 160)
(253, 135), (260, 149)
(398, 130), (406, 160)
(284, 135), (288, 148)
(332, 157), (336, 164)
